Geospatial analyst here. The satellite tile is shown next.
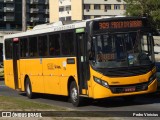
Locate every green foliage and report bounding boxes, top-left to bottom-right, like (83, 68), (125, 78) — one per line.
(124, 0), (160, 29)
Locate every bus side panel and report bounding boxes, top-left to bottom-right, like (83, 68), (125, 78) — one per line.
(25, 59), (44, 93)
(19, 59), (26, 91)
(59, 57), (78, 96)
(4, 60), (15, 89)
(43, 58), (61, 95)
(17, 60), (21, 89)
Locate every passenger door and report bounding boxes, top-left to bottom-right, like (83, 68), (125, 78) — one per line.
(12, 38), (20, 89)
(76, 32), (88, 94)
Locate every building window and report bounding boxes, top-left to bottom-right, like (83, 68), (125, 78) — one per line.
(59, 7), (64, 12)
(84, 4), (90, 10)
(0, 4), (3, 9)
(84, 15), (90, 20)
(59, 17), (65, 21)
(0, 15), (3, 19)
(66, 5), (71, 11)
(94, 4), (100, 10)
(66, 16), (71, 21)
(105, 4), (111, 10)
(49, 34), (60, 56)
(114, 4), (120, 10)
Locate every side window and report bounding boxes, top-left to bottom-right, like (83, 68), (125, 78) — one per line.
(141, 35), (148, 53)
(49, 34), (60, 56)
(20, 38), (28, 57)
(5, 39), (13, 59)
(29, 36), (38, 57)
(38, 35), (48, 56)
(61, 32), (74, 55)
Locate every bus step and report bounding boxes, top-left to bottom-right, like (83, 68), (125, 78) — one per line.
(79, 95), (88, 97)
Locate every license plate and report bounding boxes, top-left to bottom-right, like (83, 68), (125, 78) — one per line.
(125, 87), (136, 92)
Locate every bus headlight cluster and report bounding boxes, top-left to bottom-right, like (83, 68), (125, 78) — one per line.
(149, 73), (157, 85)
(93, 76), (109, 88)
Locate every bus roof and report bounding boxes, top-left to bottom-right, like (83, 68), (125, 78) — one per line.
(4, 20), (86, 39)
(3, 16), (147, 40)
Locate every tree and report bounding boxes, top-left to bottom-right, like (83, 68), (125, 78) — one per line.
(124, 0), (160, 29)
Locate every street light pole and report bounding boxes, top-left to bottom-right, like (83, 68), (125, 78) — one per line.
(22, 0), (26, 31)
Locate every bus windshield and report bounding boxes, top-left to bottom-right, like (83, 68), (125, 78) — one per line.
(90, 31), (155, 68)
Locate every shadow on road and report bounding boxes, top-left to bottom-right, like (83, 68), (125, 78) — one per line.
(20, 93), (69, 103)
(90, 93), (160, 108)
(19, 92), (160, 108)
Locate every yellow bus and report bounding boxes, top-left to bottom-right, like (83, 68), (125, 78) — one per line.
(3, 17), (158, 106)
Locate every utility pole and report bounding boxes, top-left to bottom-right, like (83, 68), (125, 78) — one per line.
(22, 0), (26, 31)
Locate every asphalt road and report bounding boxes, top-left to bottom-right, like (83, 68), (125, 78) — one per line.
(1, 79), (160, 119)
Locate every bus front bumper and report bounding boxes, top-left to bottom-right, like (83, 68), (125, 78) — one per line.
(92, 79), (157, 99)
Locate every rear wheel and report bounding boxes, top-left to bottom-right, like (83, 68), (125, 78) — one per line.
(69, 81), (83, 107)
(25, 78), (34, 99)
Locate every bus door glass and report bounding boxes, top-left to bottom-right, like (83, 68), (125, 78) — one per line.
(76, 32), (88, 94)
(12, 38), (20, 89)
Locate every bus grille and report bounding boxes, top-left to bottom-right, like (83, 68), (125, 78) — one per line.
(110, 82), (148, 94)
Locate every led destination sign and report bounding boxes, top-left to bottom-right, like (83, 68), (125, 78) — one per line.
(93, 19), (145, 31)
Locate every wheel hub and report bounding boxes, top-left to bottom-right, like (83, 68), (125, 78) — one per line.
(27, 84), (31, 95)
(71, 88), (78, 102)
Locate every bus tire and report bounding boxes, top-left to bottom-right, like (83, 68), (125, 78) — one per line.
(25, 78), (34, 99)
(69, 81), (83, 107)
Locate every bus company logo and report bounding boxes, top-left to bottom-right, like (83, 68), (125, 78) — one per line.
(47, 63), (61, 70)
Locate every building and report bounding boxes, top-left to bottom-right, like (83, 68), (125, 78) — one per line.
(0, 0), (49, 32)
(26, 0), (49, 28)
(0, 0), (22, 32)
(49, 0), (126, 23)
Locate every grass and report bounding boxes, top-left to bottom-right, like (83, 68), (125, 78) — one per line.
(0, 95), (122, 120)
(0, 95), (67, 111)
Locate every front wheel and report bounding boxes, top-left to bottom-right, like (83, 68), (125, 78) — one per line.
(25, 78), (34, 99)
(69, 81), (83, 107)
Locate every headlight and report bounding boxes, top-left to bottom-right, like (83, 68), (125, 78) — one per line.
(93, 76), (109, 88)
(149, 73), (157, 84)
